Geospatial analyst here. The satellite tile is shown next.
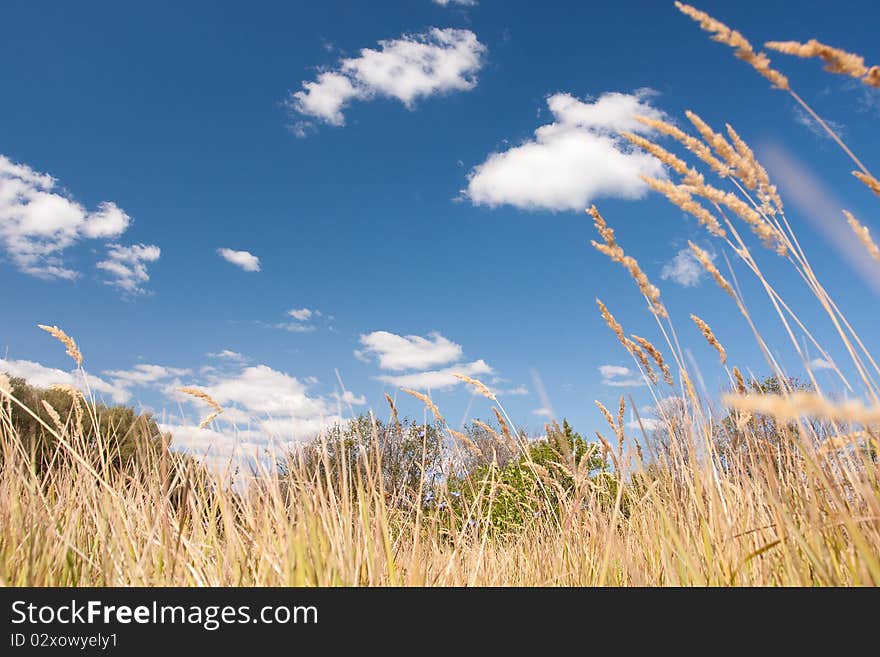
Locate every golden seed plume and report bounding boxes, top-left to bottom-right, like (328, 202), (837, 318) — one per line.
(766, 39), (871, 83)
(52, 384), (84, 435)
(198, 411), (221, 430)
(177, 387), (224, 429)
(401, 388), (444, 424)
(732, 366), (747, 394)
(448, 428), (484, 459)
(41, 400), (65, 433)
(725, 123), (783, 213)
(685, 111), (745, 181)
(675, 2), (789, 90)
(622, 132), (695, 180)
(853, 171), (880, 197)
(492, 407), (515, 448)
(616, 396), (626, 453)
(691, 181), (787, 255)
(843, 210), (880, 263)
(631, 334), (674, 385)
(453, 373), (497, 401)
(596, 299), (658, 384)
(589, 206), (667, 317)
(473, 419), (501, 442)
(595, 401), (616, 434)
(866, 67), (880, 88)
(177, 387), (223, 413)
(688, 241), (736, 299)
(0, 373), (11, 396)
(641, 176), (726, 238)
(384, 393), (403, 435)
(635, 115), (730, 178)
(37, 324), (83, 367)
(690, 314), (727, 364)
(724, 392), (880, 425)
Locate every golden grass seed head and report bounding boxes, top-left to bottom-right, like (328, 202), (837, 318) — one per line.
(401, 388), (444, 424)
(853, 171), (880, 197)
(690, 314), (727, 364)
(675, 2), (790, 90)
(766, 39), (868, 79)
(843, 210), (880, 263)
(37, 324), (83, 367)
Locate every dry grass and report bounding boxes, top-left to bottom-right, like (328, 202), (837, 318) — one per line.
(1, 2), (880, 586)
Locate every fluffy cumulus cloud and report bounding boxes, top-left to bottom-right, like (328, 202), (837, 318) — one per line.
(217, 247), (261, 272)
(376, 359), (492, 391)
(599, 364), (646, 387)
(0, 154), (157, 290)
(464, 90), (667, 211)
(97, 243), (161, 294)
(167, 364), (352, 462)
(0, 357), (131, 403)
(357, 330), (463, 371)
(289, 28), (486, 132)
(357, 330), (497, 392)
(660, 246), (712, 287)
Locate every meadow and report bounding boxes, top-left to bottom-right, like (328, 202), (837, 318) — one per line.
(1, 3), (879, 586)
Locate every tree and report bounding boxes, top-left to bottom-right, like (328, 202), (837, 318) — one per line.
(1, 375), (167, 473)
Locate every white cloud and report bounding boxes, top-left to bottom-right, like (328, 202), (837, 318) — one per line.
(278, 323), (316, 333)
(433, 0), (476, 5)
(464, 90), (667, 211)
(0, 357), (130, 404)
(0, 154), (133, 280)
(627, 417), (664, 431)
(208, 350), (246, 362)
(809, 357), (834, 371)
(289, 28), (486, 131)
(377, 359), (492, 391)
(172, 364), (349, 444)
(599, 364), (646, 387)
(660, 247), (712, 287)
(103, 363), (190, 388)
(97, 243), (161, 294)
(333, 390), (367, 406)
(501, 384), (529, 396)
(358, 331), (463, 371)
(533, 407), (552, 417)
(217, 247), (261, 272)
(288, 308), (314, 321)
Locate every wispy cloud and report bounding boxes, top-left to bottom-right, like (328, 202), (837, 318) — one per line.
(433, 0), (477, 5)
(599, 364), (646, 387)
(104, 363), (190, 388)
(217, 248), (261, 272)
(0, 154), (135, 281)
(661, 246), (713, 287)
(208, 350), (247, 362)
(289, 28), (486, 133)
(376, 359), (492, 391)
(464, 90), (667, 211)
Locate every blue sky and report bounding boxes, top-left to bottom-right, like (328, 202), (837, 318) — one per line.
(2, 0), (879, 465)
